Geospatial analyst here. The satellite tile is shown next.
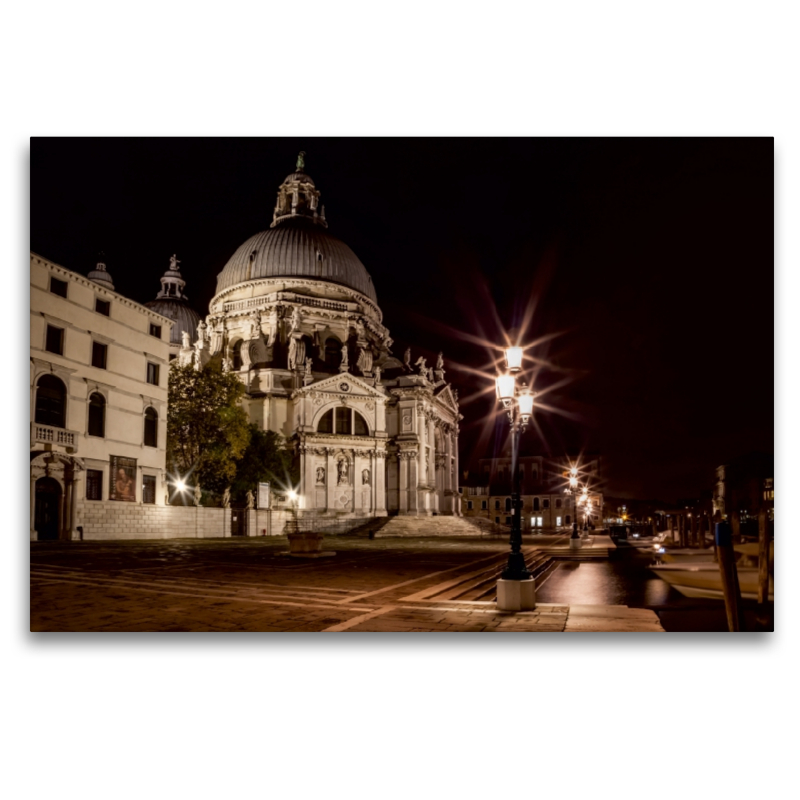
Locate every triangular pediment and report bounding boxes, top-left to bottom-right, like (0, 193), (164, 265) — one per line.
(293, 372), (386, 400)
(434, 383), (460, 415)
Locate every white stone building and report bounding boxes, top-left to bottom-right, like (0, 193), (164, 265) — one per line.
(178, 156), (462, 518)
(30, 253), (173, 540)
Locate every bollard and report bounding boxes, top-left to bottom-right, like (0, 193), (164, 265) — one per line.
(716, 521), (743, 632)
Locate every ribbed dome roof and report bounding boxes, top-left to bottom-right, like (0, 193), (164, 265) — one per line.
(145, 298), (201, 345)
(215, 217), (377, 303)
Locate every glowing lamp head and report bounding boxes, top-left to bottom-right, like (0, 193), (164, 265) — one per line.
(504, 346), (524, 373)
(517, 386), (534, 422)
(495, 373), (516, 405)
(175, 479), (187, 492)
(288, 490), (298, 502)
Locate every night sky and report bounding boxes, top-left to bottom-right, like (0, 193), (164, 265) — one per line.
(30, 138), (773, 501)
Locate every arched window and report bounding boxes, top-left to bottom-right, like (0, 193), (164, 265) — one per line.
(555, 498), (562, 509)
(144, 407), (158, 448)
(232, 341), (243, 371)
(88, 392), (105, 438)
(324, 337), (341, 370)
(533, 497), (540, 511)
(316, 407), (370, 436)
(35, 374), (66, 428)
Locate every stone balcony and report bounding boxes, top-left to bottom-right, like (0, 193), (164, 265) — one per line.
(31, 422), (79, 453)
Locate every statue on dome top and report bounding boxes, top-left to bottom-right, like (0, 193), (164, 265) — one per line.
(436, 352), (444, 371)
(404, 348), (411, 370)
(296, 151), (306, 171)
(169, 254), (181, 271)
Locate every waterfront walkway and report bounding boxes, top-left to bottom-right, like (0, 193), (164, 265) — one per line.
(30, 535), (664, 632)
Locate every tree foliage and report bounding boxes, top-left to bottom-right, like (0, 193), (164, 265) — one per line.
(167, 362), (251, 496)
(230, 425), (298, 504)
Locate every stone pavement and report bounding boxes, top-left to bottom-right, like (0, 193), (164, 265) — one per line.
(30, 536), (664, 632)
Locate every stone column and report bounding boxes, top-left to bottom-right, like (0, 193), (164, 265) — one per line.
(398, 453), (408, 514)
(354, 451), (365, 513)
(375, 451), (387, 515)
(326, 448), (335, 512)
(30, 473), (37, 540)
(302, 446), (315, 514)
(70, 470), (83, 539)
(408, 453), (419, 514)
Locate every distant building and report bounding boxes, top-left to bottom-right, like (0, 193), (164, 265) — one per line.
(30, 253), (173, 540)
(713, 452), (774, 524)
(461, 455), (603, 531)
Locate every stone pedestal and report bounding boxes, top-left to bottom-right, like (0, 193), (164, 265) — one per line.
(287, 531), (324, 554)
(570, 536), (582, 549)
(497, 578), (536, 611)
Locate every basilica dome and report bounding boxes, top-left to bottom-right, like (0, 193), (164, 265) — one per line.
(213, 159), (377, 304)
(145, 255), (201, 346)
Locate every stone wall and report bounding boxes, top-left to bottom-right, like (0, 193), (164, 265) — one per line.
(74, 502), (294, 540)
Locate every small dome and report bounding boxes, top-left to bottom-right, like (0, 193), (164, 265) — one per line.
(88, 260), (114, 291)
(215, 216), (377, 302)
(146, 298), (201, 345)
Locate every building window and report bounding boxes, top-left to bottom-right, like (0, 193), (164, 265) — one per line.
(494, 499), (500, 510)
(543, 499), (550, 509)
(169, 354), (177, 362)
(533, 497), (540, 511)
(86, 469), (103, 501)
(146, 362), (159, 386)
(481, 500), (487, 510)
(531, 516), (543, 527)
(505, 497), (512, 512)
(532, 470), (538, 482)
(556, 498), (562, 509)
(324, 337), (341, 370)
(142, 474), (156, 504)
(45, 324), (64, 355)
(91, 341), (107, 369)
(495, 516), (500, 524)
(149, 323), (162, 339)
(467, 501), (473, 510)
(317, 408), (369, 436)
(144, 407), (158, 448)
(34, 374), (66, 428)
(95, 298), (110, 316)
(556, 516), (562, 526)
(88, 393), (106, 437)
(49, 277), (68, 298)
(232, 341), (243, 370)
(566, 515), (571, 525)
(505, 516), (512, 525)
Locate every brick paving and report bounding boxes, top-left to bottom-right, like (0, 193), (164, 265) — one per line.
(30, 536), (663, 632)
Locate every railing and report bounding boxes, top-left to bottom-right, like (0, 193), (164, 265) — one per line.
(31, 423), (78, 451)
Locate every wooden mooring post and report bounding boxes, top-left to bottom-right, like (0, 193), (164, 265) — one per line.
(756, 508), (772, 630)
(716, 520), (744, 632)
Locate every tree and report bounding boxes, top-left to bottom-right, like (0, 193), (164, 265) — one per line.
(167, 362), (251, 497)
(230, 425), (298, 505)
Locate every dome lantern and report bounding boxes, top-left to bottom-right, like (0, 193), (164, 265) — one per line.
(87, 252), (115, 291)
(271, 152), (327, 229)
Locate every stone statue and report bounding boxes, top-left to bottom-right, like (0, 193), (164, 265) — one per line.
(373, 365), (382, 385)
(357, 347), (373, 375)
(436, 352), (444, 371)
(355, 318), (366, 340)
(196, 320), (207, 347)
(337, 459), (349, 485)
(246, 490), (254, 510)
(362, 468), (370, 486)
(193, 483), (202, 507)
(169, 254), (181, 271)
(222, 487), (231, 508)
(316, 466), (325, 484)
(404, 348), (411, 369)
(304, 357), (313, 379)
(181, 330), (191, 349)
(249, 310), (260, 340)
(222, 356), (232, 373)
(289, 306), (301, 335)
(415, 356), (430, 381)
(287, 337), (298, 371)
(339, 346), (349, 373)
(266, 306), (278, 347)
(453, 389), (459, 403)
(296, 151), (306, 171)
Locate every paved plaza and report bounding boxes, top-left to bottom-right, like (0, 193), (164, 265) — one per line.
(30, 535), (664, 632)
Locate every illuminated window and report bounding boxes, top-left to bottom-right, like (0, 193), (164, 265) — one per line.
(556, 516), (562, 526)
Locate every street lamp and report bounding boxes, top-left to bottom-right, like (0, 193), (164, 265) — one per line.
(495, 351), (536, 584)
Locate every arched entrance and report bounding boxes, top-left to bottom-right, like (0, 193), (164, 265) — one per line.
(35, 477), (62, 540)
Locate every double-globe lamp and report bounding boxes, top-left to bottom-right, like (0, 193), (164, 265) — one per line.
(495, 345), (536, 581)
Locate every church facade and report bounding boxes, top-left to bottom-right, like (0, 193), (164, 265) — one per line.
(178, 156), (462, 518)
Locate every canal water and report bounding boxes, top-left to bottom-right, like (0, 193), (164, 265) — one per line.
(535, 544), (772, 632)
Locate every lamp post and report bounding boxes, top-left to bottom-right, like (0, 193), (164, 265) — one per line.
(495, 346), (535, 584)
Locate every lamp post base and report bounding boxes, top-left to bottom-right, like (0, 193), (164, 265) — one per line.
(497, 578), (536, 611)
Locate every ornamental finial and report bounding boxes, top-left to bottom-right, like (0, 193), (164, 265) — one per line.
(296, 151), (306, 171)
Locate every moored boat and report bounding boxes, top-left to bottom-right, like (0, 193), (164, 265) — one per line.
(649, 562), (773, 601)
